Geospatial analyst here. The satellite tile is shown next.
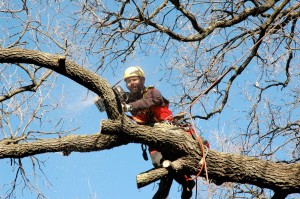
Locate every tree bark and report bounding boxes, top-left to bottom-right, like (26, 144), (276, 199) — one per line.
(0, 133), (128, 158)
(0, 118), (299, 195)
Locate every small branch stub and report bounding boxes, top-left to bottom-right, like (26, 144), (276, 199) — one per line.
(58, 55), (66, 67)
(162, 160), (172, 168)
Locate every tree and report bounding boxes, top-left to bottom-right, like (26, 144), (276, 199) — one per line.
(0, 0), (300, 198)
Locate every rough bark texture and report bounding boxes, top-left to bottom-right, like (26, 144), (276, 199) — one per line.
(0, 133), (129, 158)
(0, 117), (299, 195)
(205, 151), (300, 193)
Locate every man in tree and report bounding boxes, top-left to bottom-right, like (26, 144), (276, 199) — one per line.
(122, 66), (196, 199)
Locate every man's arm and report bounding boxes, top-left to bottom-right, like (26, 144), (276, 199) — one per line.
(129, 88), (164, 111)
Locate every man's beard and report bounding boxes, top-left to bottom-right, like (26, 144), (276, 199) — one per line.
(129, 84), (144, 94)
(128, 84), (144, 101)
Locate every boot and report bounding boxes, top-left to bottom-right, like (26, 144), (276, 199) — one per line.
(181, 186), (193, 199)
(181, 179), (195, 199)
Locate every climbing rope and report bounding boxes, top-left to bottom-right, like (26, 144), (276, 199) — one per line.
(179, 112), (208, 181)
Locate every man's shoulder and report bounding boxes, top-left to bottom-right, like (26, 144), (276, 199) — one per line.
(144, 86), (163, 97)
(145, 85), (154, 89)
(145, 85), (160, 93)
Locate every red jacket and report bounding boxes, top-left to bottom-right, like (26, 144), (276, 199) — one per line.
(127, 86), (173, 124)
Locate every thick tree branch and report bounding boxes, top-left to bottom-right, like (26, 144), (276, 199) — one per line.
(137, 167), (169, 189)
(102, 119), (300, 194)
(101, 118), (200, 159)
(206, 150), (300, 193)
(137, 158), (188, 188)
(0, 48), (120, 119)
(0, 118), (299, 194)
(0, 132), (128, 159)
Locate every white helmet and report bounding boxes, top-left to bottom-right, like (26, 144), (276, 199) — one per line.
(123, 66), (145, 80)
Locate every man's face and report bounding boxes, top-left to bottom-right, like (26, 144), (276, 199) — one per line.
(125, 76), (145, 94)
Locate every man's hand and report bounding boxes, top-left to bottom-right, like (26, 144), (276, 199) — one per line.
(122, 103), (132, 112)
